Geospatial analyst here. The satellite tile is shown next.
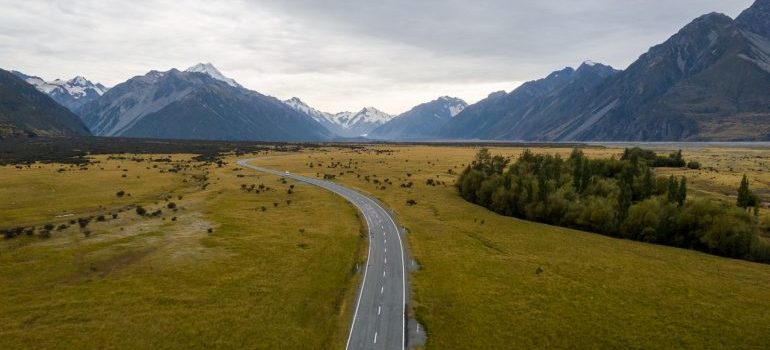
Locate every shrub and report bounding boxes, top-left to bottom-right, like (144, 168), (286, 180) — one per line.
(687, 161), (701, 169)
(135, 206), (147, 216)
(167, 202), (176, 209)
(406, 199), (417, 206)
(78, 218), (91, 228)
(116, 190), (125, 197)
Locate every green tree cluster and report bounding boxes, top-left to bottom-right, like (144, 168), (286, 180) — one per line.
(457, 148), (768, 263)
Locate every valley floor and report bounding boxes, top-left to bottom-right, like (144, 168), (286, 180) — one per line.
(0, 154), (364, 349)
(1, 144), (769, 349)
(252, 145), (770, 349)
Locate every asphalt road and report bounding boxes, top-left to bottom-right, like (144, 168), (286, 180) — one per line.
(237, 159), (406, 350)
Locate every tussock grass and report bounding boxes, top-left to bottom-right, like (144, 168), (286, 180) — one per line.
(252, 145), (770, 349)
(0, 154), (364, 349)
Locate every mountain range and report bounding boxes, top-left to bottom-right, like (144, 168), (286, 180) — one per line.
(1, 0), (768, 142)
(368, 96), (467, 140)
(12, 71), (108, 112)
(75, 65), (333, 141)
(438, 0), (770, 141)
(0, 68), (90, 138)
(283, 97), (394, 138)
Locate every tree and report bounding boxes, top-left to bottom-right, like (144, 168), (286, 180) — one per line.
(640, 168), (655, 199)
(570, 149), (585, 192)
(667, 176), (678, 204)
(737, 175), (758, 209)
(677, 177), (687, 207)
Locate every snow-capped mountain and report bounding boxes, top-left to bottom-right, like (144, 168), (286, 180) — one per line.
(77, 67), (332, 141)
(283, 97), (394, 137)
(0, 68), (91, 137)
(12, 71), (108, 112)
(332, 107), (394, 137)
(284, 97), (333, 123)
(185, 63), (242, 88)
(369, 96), (467, 140)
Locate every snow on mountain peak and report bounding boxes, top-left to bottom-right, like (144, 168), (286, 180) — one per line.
(16, 72), (107, 98)
(355, 107), (394, 124)
(583, 60), (597, 66)
(68, 76), (89, 86)
(185, 62), (242, 88)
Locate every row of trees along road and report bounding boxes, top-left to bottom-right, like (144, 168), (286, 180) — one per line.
(457, 148), (769, 263)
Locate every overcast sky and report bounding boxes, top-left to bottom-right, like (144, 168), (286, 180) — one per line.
(0, 0), (756, 114)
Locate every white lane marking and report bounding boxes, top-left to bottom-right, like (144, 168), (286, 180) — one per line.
(374, 332), (378, 344)
(383, 270), (386, 277)
(378, 306), (381, 315)
(238, 160), (406, 350)
(385, 257), (387, 264)
(381, 286), (384, 294)
(384, 239), (387, 244)
(344, 207), (374, 349)
(379, 201), (408, 350)
(384, 247), (387, 253)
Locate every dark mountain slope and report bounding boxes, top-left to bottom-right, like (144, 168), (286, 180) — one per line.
(0, 68), (90, 138)
(441, 63), (616, 140)
(439, 0), (770, 141)
(368, 96), (467, 140)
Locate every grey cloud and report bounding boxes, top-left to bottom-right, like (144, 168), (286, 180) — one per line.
(0, 0), (757, 113)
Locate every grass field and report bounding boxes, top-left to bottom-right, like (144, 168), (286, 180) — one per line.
(2, 145), (770, 349)
(251, 145), (770, 349)
(0, 154), (364, 349)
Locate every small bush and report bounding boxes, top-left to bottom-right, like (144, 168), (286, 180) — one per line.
(406, 199), (417, 206)
(116, 190), (125, 197)
(167, 202), (176, 209)
(135, 206), (147, 216)
(687, 161), (701, 170)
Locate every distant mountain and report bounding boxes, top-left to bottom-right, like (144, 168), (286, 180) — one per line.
(368, 96), (467, 140)
(283, 97), (340, 134)
(78, 64), (332, 141)
(440, 62), (617, 140)
(439, 0), (770, 141)
(283, 97), (394, 137)
(0, 68), (91, 138)
(12, 71), (107, 112)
